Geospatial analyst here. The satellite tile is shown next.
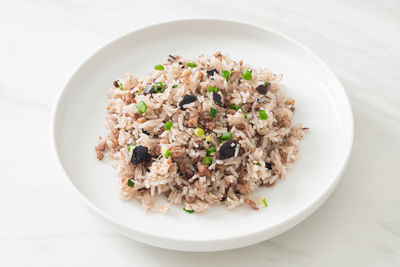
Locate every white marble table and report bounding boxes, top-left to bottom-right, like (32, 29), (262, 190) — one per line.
(1, 0), (399, 266)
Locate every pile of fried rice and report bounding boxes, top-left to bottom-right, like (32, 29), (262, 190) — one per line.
(95, 52), (306, 213)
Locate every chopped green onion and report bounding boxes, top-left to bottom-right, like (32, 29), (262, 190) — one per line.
(183, 208), (195, 214)
(264, 81), (270, 86)
(256, 162), (262, 166)
(127, 179), (135, 187)
(187, 62), (197, 68)
(209, 107), (217, 117)
(221, 132), (232, 142)
(206, 146), (216, 155)
(229, 104), (242, 111)
(262, 198), (268, 207)
(242, 69), (252, 80)
(259, 110), (268, 120)
(205, 156), (212, 165)
(172, 84), (178, 88)
(164, 121), (173, 130)
(205, 135), (211, 143)
(154, 64), (164, 71)
(243, 114), (248, 119)
(208, 86), (218, 93)
(136, 101), (147, 114)
(164, 149), (171, 158)
(221, 70), (230, 82)
(154, 82), (165, 93)
(194, 127), (205, 138)
(119, 82), (124, 90)
(127, 142), (136, 151)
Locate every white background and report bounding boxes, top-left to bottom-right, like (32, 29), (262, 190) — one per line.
(1, 0), (399, 266)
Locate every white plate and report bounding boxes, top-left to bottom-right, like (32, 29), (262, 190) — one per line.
(51, 19), (353, 251)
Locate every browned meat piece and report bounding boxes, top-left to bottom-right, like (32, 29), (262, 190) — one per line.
(95, 141), (107, 160)
(206, 121), (216, 130)
(121, 94), (132, 104)
(285, 99), (295, 106)
(170, 146), (186, 161)
(279, 150), (287, 164)
(224, 93), (233, 106)
(198, 164), (211, 178)
(199, 114), (216, 131)
(244, 199), (259, 210)
(190, 156), (202, 165)
(237, 168), (247, 183)
(226, 109), (236, 115)
(96, 150), (104, 160)
(186, 196), (195, 203)
(280, 114), (291, 127)
(151, 143), (161, 156)
(179, 159), (194, 178)
(265, 181), (276, 187)
(137, 117), (147, 123)
(160, 138), (169, 144)
(196, 71), (203, 80)
(214, 51), (223, 59)
(215, 164), (225, 170)
(235, 183), (250, 194)
(187, 113), (199, 127)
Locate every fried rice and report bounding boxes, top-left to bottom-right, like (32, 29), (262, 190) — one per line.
(95, 52), (306, 213)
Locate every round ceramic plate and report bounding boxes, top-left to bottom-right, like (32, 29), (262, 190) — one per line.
(51, 19), (353, 252)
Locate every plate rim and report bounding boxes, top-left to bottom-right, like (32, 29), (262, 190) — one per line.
(50, 17), (354, 251)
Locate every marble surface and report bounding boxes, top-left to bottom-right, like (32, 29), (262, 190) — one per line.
(1, 0), (399, 266)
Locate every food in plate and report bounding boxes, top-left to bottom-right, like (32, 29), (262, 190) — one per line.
(95, 52), (306, 213)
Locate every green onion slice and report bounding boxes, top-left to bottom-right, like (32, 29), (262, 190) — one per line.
(263, 198), (268, 207)
(221, 70), (230, 82)
(154, 82), (165, 93)
(154, 64), (164, 71)
(172, 84), (178, 88)
(127, 179), (135, 187)
(208, 86), (218, 93)
(187, 62), (197, 68)
(229, 104), (242, 111)
(194, 127), (204, 137)
(209, 107), (217, 117)
(164, 149), (171, 158)
(127, 142), (136, 151)
(136, 101), (147, 114)
(205, 156), (212, 165)
(242, 69), (252, 80)
(164, 121), (173, 130)
(221, 132), (232, 142)
(259, 110), (268, 120)
(206, 146), (216, 155)
(183, 208), (195, 213)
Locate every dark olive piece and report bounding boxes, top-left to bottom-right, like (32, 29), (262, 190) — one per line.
(265, 162), (273, 170)
(218, 140), (240, 159)
(206, 68), (219, 77)
(130, 145), (151, 164)
(212, 92), (223, 107)
(255, 82), (271, 94)
(179, 95), (197, 110)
